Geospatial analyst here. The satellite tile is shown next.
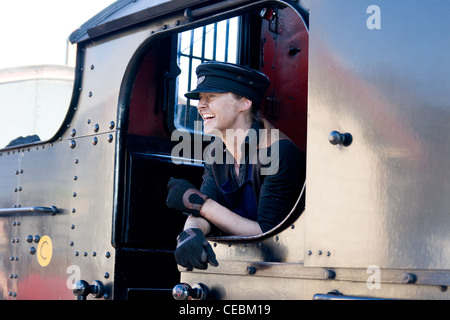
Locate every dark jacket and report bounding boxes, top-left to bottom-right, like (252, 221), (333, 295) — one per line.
(200, 119), (305, 233)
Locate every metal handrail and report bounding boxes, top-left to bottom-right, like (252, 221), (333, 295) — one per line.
(0, 206), (58, 216)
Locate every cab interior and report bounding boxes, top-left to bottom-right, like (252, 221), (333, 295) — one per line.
(115, 3), (308, 298)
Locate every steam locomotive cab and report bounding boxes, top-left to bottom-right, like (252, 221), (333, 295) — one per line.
(2, 0), (450, 301)
(116, 0), (309, 299)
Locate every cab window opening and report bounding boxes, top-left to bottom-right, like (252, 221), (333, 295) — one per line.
(123, 4), (308, 250)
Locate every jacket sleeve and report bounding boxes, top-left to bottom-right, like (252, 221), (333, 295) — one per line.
(256, 140), (306, 233)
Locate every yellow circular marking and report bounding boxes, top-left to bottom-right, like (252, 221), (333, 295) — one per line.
(37, 235), (52, 267)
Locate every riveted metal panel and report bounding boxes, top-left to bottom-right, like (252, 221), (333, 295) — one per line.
(0, 151), (21, 299)
(0, 133), (117, 300)
(305, 0), (450, 269)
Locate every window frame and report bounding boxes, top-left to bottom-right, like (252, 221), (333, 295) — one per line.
(174, 16), (242, 134)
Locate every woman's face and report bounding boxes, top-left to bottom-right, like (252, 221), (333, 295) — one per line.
(196, 92), (243, 136)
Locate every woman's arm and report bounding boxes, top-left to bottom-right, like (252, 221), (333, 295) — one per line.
(199, 198), (263, 236)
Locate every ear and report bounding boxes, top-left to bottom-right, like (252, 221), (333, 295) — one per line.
(239, 97), (253, 112)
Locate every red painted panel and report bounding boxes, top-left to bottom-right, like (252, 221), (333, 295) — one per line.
(260, 7), (308, 152)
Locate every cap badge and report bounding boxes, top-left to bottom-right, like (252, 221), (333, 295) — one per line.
(197, 76), (206, 85)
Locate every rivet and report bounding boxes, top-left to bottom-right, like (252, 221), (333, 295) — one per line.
(291, 224), (295, 229)
(93, 137), (98, 145)
(87, 119), (91, 124)
(107, 134), (113, 143)
(327, 251), (331, 256)
(69, 241), (74, 246)
(89, 91), (93, 97)
(29, 247), (36, 255)
(69, 140), (76, 149)
(318, 250), (323, 255)
(324, 270), (336, 280)
(71, 224), (75, 230)
(83, 252), (88, 257)
(72, 208), (76, 213)
(19, 169), (23, 174)
(90, 65), (95, 70)
(403, 273), (417, 284)
(74, 159), (79, 164)
(18, 187), (22, 192)
(274, 236), (279, 241)
(94, 124), (99, 132)
(26, 235), (33, 243)
(105, 252), (111, 258)
(15, 170), (19, 175)
(74, 175), (78, 181)
(308, 250), (312, 255)
(109, 121), (115, 130)
(33, 235), (40, 243)
(73, 192), (77, 197)
(247, 266), (257, 275)
(71, 129), (76, 137)
(104, 272), (110, 279)
(75, 251), (79, 257)
(92, 251), (97, 257)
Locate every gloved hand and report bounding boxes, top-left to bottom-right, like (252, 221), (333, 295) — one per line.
(166, 178), (208, 217)
(175, 228), (219, 270)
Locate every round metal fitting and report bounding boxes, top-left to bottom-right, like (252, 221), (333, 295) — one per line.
(403, 273), (417, 284)
(69, 140), (76, 149)
(92, 137), (98, 145)
(328, 131), (353, 147)
(107, 134), (113, 143)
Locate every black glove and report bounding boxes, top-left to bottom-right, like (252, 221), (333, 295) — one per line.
(175, 228), (218, 270)
(166, 178), (208, 217)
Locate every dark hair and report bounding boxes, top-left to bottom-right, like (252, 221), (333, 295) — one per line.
(231, 93), (263, 125)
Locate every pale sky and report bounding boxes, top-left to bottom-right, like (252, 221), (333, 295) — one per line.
(0, 0), (117, 69)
